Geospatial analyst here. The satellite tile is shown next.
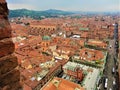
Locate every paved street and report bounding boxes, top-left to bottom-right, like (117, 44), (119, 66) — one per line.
(100, 40), (118, 90)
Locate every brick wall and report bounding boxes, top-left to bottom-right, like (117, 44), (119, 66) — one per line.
(0, 1), (21, 90)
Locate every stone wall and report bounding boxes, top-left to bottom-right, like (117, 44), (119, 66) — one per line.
(0, 0), (21, 90)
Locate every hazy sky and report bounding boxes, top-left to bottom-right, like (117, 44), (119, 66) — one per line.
(7, 0), (120, 12)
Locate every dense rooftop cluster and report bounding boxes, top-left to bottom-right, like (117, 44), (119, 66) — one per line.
(0, 0), (119, 90)
(9, 13), (120, 90)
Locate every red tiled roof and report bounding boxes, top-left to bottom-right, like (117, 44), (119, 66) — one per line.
(42, 77), (84, 90)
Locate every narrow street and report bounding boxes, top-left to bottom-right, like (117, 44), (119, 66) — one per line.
(100, 40), (118, 90)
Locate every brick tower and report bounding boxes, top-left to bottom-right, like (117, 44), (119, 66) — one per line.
(0, 0), (21, 90)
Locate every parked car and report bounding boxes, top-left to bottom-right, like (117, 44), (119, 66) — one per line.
(112, 67), (115, 74)
(113, 78), (116, 85)
(109, 45), (112, 48)
(104, 77), (108, 89)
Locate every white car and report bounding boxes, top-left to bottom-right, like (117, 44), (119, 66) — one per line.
(109, 45), (112, 48)
(112, 67), (115, 74)
(113, 80), (116, 85)
(104, 78), (108, 89)
(109, 88), (112, 90)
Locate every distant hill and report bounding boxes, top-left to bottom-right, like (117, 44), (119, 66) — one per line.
(9, 9), (74, 19)
(9, 9), (119, 19)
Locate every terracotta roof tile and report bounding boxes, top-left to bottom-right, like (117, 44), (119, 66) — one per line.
(42, 77), (84, 90)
